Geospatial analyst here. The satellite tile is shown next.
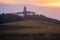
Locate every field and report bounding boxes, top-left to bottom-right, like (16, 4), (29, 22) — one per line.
(0, 20), (60, 40)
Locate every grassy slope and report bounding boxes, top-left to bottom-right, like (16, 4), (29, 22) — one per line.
(0, 20), (60, 34)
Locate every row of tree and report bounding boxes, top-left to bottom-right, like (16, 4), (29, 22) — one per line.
(0, 13), (60, 24)
(0, 14), (24, 24)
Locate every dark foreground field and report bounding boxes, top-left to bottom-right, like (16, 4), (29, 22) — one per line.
(0, 20), (60, 40)
(0, 25), (60, 40)
(0, 33), (60, 40)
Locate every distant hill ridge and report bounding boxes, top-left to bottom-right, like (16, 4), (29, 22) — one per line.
(0, 13), (60, 24)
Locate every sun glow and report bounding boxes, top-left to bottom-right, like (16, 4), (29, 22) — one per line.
(0, 0), (60, 7)
(40, 2), (60, 7)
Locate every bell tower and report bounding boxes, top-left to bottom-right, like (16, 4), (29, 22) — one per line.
(23, 6), (27, 16)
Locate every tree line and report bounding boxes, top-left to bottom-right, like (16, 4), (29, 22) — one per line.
(0, 13), (60, 24)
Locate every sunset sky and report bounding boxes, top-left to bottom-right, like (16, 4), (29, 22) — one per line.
(0, 0), (60, 20)
(0, 0), (60, 7)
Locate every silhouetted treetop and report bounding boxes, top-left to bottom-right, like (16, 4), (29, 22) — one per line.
(0, 14), (60, 24)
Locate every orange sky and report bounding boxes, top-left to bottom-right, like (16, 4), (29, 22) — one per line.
(0, 0), (60, 7)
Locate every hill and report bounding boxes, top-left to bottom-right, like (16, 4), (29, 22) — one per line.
(0, 14), (60, 24)
(1, 20), (60, 27)
(0, 20), (60, 34)
(0, 14), (60, 40)
(0, 13), (60, 34)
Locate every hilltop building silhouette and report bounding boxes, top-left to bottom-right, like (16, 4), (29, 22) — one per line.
(16, 6), (35, 17)
(2, 6), (36, 17)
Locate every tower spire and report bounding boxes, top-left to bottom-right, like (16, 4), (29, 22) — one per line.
(24, 6), (27, 12)
(23, 6), (27, 16)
